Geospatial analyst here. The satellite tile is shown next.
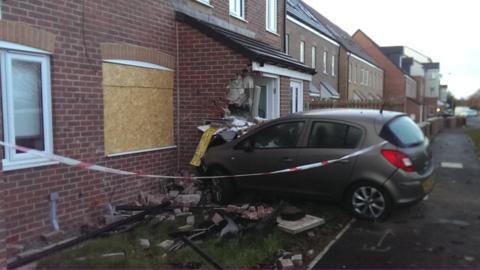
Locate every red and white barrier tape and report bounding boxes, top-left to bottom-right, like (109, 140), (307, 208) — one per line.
(0, 140), (387, 180)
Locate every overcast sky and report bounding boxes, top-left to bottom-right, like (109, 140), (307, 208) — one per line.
(304, 0), (480, 98)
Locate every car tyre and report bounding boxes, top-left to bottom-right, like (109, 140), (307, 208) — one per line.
(207, 167), (235, 204)
(345, 182), (392, 220)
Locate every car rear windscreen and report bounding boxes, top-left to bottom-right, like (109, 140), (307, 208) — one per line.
(381, 116), (424, 147)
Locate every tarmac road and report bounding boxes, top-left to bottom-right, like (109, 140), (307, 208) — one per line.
(314, 116), (480, 268)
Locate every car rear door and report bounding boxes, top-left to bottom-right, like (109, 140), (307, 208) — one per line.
(294, 120), (364, 199)
(233, 120), (307, 192)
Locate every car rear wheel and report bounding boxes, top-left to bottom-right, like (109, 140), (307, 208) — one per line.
(345, 182), (392, 220)
(207, 167), (235, 204)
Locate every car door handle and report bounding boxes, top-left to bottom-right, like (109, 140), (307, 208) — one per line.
(337, 159), (350, 164)
(282, 157), (293, 162)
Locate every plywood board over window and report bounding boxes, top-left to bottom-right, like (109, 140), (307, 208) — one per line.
(102, 62), (174, 156)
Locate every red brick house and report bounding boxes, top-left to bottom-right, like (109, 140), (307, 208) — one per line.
(352, 30), (423, 121)
(0, 0), (314, 265)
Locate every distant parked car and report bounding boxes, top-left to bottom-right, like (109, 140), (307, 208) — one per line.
(455, 106), (478, 117)
(201, 109), (435, 220)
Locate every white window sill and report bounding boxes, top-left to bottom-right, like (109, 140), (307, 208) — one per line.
(107, 145), (177, 157)
(195, 0), (214, 8)
(229, 13), (248, 23)
(266, 29), (279, 36)
(2, 158), (59, 172)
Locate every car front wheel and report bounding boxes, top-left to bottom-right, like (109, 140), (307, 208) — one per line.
(345, 182), (392, 220)
(207, 167), (235, 204)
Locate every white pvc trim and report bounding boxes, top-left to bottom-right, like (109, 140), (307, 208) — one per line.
(348, 53), (381, 71)
(287, 15), (340, 47)
(0, 41), (51, 54)
(103, 59), (173, 71)
(107, 145), (177, 157)
(2, 159), (59, 172)
(252, 61), (312, 81)
(195, 0), (214, 8)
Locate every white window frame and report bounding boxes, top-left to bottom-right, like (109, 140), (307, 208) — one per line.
(353, 64), (357, 83)
(348, 63), (352, 82)
(299, 41), (305, 63)
(195, 0), (214, 8)
(365, 70), (369, 86)
(331, 55), (335, 76)
(285, 34), (289, 54)
(311, 46), (316, 68)
(229, 0), (245, 20)
(1, 49), (55, 171)
(360, 68), (364, 85)
(266, 0), (277, 33)
(323, 50), (328, 74)
(290, 80), (304, 113)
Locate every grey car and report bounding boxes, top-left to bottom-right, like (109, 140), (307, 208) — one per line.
(201, 109), (435, 220)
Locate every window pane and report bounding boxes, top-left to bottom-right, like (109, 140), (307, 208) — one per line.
(254, 122), (304, 148)
(345, 126), (362, 148)
(383, 116), (424, 147)
(308, 122), (349, 148)
(12, 60), (44, 151)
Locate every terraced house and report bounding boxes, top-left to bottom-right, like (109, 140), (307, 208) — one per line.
(285, 0), (383, 101)
(352, 30), (423, 122)
(0, 0), (315, 265)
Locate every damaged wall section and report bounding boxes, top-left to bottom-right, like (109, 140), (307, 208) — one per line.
(177, 22), (251, 166)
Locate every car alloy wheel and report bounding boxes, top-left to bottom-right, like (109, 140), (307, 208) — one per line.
(350, 185), (388, 219)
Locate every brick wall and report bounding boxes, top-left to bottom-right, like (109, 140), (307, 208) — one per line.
(0, 182), (6, 267)
(279, 77), (310, 116)
(406, 98), (422, 122)
(424, 97), (438, 118)
(285, 20), (338, 92)
(352, 31), (405, 102)
(182, 0), (285, 49)
(338, 47), (349, 100)
(176, 22), (251, 166)
(0, 0), (178, 254)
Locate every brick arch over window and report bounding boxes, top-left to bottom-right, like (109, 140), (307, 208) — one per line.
(0, 21), (56, 52)
(100, 43), (175, 69)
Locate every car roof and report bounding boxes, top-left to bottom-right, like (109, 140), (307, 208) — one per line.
(286, 108), (405, 125)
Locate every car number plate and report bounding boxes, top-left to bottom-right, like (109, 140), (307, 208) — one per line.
(422, 178), (434, 193)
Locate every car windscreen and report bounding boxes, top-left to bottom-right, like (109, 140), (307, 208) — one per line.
(381, 116), (424, 147)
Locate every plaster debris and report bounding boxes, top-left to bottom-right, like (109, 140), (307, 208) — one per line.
(291, 254), (303, 267)
(138, 239), (150, 249)
(277, 215), (325, 234)
(278, 258), (294, 269)
(186, 215), (195, 225)
(158, 240), (175, 250)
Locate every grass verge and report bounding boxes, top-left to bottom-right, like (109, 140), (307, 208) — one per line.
(467, 128), (480, 155)
(37, 202), (349, 268)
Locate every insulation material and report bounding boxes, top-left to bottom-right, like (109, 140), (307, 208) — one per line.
(190, 127), (218, 167)
(103, 63), (174, 155)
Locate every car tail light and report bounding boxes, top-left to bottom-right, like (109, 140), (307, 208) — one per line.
(381, 149), (414, 172)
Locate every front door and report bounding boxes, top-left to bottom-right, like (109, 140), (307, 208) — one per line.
(291, 80), (303, 113)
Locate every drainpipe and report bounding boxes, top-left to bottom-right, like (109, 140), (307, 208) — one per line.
(283, 0), (287, 52)
(175, 22), (181, 170)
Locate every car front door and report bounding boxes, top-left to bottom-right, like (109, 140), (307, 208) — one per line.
(294, 120), (363, 199)
(234, 120), (307, 192)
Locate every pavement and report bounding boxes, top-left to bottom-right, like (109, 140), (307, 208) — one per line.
(314, 117), (480, 268)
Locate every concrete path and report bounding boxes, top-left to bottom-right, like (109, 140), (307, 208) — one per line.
(314, 117), (480, 268)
